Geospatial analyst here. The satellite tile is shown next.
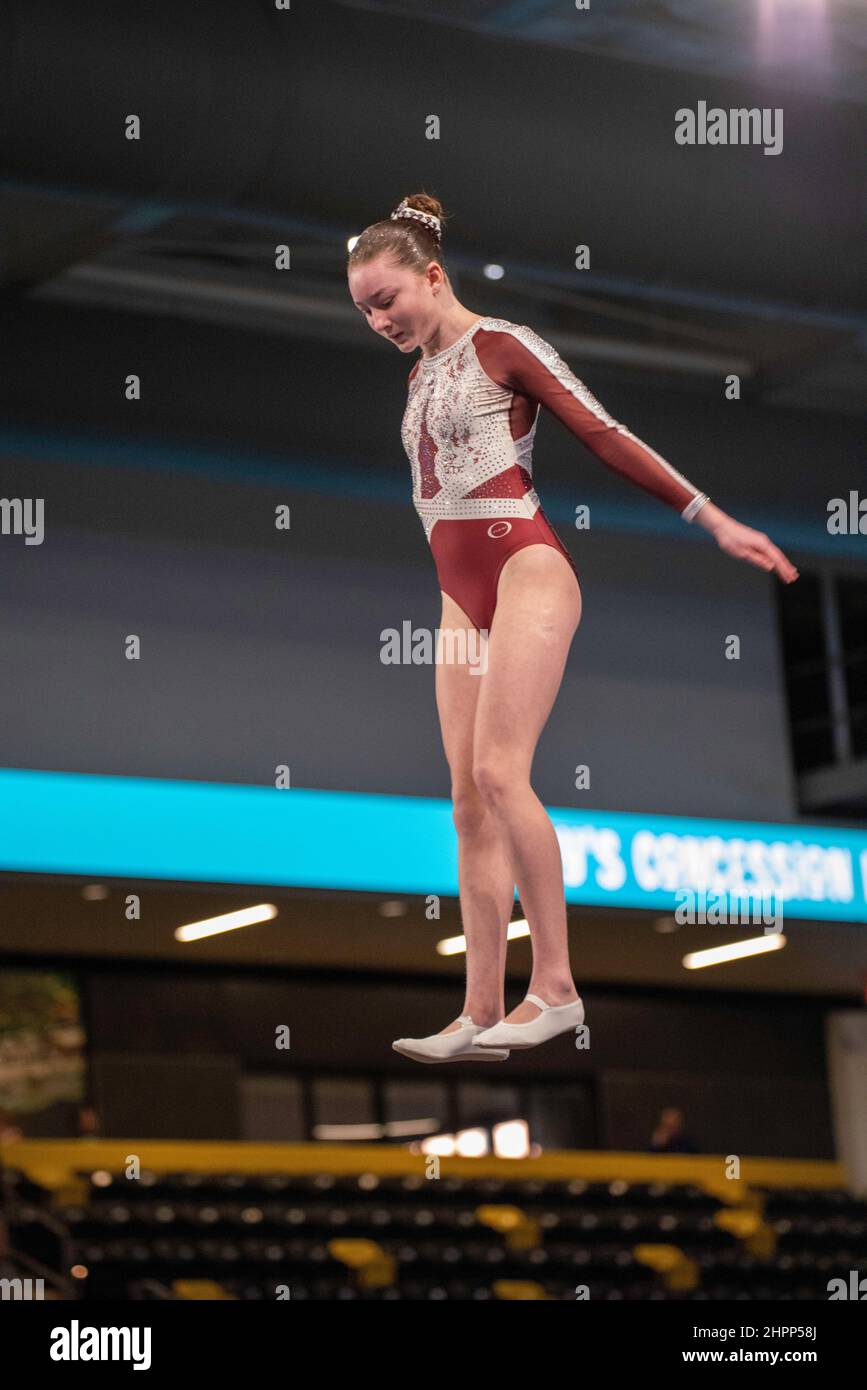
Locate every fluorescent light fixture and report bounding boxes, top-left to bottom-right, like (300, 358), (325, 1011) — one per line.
(436, 933), (466, 957)
(174, 903), (278, 942)
(313, 1123), (383, 1141)
(682, 933), (786, 970)
(81, 883), (110, 901)
(653, 915), (680, 933)
(437, 918), (531, 955)
(420, 1133), (457, 1156)
(455, 1128), (489, 1157)
(313, 1118), (443, 1141)
(378, 899), (408, 918)
(493, 1120), (530, 1159)
(385, 1118), (441, 1137)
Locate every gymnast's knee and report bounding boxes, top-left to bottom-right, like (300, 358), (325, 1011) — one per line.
(451, 781), (490, 837)
(472, 760), (521, 810)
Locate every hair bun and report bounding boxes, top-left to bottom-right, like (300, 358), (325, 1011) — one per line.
(390, 197), (443, 244)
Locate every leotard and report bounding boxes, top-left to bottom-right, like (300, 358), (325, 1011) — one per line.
(401, 317), (709, 633)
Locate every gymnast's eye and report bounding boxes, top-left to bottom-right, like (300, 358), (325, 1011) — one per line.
(360, 295), (394, 315)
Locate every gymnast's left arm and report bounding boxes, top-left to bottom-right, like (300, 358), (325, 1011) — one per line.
(496, 326), (800, 585)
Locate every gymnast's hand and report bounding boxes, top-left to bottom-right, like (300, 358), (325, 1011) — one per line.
(695, 502), (799, 583)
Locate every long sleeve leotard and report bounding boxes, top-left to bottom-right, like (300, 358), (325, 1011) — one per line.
(401, 317), (709, 540)
(399, 317), (709, 631)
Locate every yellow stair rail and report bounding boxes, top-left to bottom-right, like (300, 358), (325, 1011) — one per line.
(634, 1242), (700, 1292)
(476, 1203), (541, 1250)
(492, 1279), (551, 1300)
(328, 1237), (395, 1288)
(172, 1280), (237, 1300)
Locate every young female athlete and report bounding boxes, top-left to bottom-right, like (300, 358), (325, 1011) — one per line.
(348, 193), (799, 1065)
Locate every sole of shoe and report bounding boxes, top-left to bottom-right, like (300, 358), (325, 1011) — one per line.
(392, 1042), (509, 1063)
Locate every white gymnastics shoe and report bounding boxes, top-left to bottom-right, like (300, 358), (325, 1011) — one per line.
(471, 992), (585, 1051)
(393, 1014), (510, 1064)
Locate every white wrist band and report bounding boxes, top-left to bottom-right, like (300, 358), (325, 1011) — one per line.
(682, 493), (710, 523)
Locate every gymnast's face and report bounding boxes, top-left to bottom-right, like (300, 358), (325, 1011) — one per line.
(349, 255), (441, 352)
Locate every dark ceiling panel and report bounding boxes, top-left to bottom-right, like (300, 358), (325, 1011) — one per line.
(2, 0), (865, 311)
(338, 0), (867, 102)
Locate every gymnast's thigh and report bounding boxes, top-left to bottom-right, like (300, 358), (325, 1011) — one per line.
(434, 589), (486, 791)
(475, 545), (581, 773)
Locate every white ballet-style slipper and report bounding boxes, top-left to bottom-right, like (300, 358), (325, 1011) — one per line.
(471, 992), (585, 1051)
(392, 1014), (510, 1064)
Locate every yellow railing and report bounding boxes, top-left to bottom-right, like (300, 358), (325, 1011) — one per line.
(0, 1138), (846, 1199)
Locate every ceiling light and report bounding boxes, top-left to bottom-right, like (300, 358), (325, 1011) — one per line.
(174, 903), (278, 942)
(437, 918), (530, 955)
(682, 933), (786, 969)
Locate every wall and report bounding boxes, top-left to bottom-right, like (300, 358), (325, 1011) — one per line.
(78, 962), (835, 1157)
(3, 300), (865, 821)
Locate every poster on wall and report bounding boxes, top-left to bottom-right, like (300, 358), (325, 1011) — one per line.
(0, 970), (86, 1117)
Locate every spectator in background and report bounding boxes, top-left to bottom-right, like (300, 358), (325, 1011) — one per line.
(77, 1102), (100, 1138)
(0, 1108), (24, 1144)
(650, 1106), (700, 1153)
(61, 1099), (100, 1139)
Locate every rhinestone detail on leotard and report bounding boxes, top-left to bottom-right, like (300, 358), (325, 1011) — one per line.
(401, 318), (543, 540)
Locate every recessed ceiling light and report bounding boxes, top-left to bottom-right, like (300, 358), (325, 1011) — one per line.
(683, 933), (786, 969)
(175, 903), (278, 942)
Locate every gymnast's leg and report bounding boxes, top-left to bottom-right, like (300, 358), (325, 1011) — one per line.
(433, 590), (515, 1032)
(471, 544), (582, 1025)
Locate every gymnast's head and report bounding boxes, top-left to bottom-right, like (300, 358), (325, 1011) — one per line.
(347, 192), (456, 353)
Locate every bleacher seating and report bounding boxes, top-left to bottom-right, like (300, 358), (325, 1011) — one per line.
(4, 1154), (866, 1300)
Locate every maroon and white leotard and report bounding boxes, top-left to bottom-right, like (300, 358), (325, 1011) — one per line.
(401, 317), (710, 633)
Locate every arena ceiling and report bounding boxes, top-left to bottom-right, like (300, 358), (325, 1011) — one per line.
(2, 0), (866, 412)
(340, 0), (867, 103)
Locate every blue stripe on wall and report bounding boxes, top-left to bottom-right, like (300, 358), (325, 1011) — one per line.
(1, 769), (865, 922)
